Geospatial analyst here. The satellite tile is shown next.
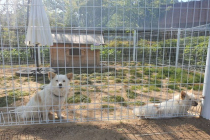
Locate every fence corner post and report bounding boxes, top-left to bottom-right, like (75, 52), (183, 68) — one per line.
(201, 37), (210, 120)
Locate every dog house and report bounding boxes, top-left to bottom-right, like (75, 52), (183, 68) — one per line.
(50, 30), (104, 67)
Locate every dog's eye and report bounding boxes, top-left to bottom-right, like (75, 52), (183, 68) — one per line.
(63, 80), (65, 82)
(56, 80), (58, 82)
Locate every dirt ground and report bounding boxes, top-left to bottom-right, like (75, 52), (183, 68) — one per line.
(0, 117), (210, 140)
(0, 67), (203, 124)
(0, 66), (206, 140)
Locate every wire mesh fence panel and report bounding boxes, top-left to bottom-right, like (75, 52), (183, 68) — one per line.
(0, 0), (209, 126)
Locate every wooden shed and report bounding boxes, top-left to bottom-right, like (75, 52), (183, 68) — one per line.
(50, 30), (104, 67)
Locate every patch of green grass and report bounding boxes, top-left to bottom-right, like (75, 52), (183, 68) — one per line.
(187, 85), (193, 90)
(149, 97), (161, 103)
(130, 62), (136, 66)
(0, 77), (4, 82)
(152, 73), (166, 79)
(67, 94), (91, 103)
(109, 76), (115, 80)
(137, 62), (142, 66)
(168, 84), (180, 91)
(129, 79), (136, 83)
(102, 95), (127, 106)
(24, 78), (29, 82)
(74, 75), (81, 80)
(0, 96), (20, 107)
(81, 80), (93, 85)
(130, 69), (137, 75)
(94, 87), (102, 92)
(95, 76), (102, 80)
(123, 79), (129, 83)
(130, 85), (143, 90)
(123, 62), (128, 66)
(101, 105), (114, 112)
(149, 86), (160, 92)
(136, 72), (142, 78)
(79, 105), (86, 109)
(7, 90), (29, 97)
(168, 90), (174, 93)
(117, 69), (129, 74)
(74, 91), (81, 95)
(136, 79), (143, 83)
(81, 88), (87, 91)
(143, 67), (156, 75)
(115, 78), (122, 83)
(193, 84), (203, 91)
(116, 75), (125, 79)
(123, 79), (135, 84)
(149, 79), (162, 87)
(126, 89), (137, 99)
(129, 101), (145, 106)
(73, 86), (82, 91)
(157, 67), (204, 85)
(142, 88), (149, 93)
(130, 76), (135, 79)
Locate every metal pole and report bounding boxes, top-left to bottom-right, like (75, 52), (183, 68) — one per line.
(36, 44), (39, 69)
(133, 30), (136, 62)
(201, 37), (210, 120)
(27, 0), (33, 58)
(175, 28), (181, 67)
(27, 0), (30, 25)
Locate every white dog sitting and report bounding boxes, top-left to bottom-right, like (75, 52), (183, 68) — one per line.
(133, 91), (198, 119)
(15, 72), (73, 122)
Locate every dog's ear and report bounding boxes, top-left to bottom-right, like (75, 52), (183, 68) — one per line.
(181, 91), (187, 100)
(189, 88), (193, 93)
(48, 72), (56, 80)
(66, 73), (73, 80)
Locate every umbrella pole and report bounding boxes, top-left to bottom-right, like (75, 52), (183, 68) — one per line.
(35, 44), (39, 71)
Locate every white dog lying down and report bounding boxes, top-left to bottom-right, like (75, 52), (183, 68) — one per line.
(15, 72), (73, 121)
(133, 91), (198, 119)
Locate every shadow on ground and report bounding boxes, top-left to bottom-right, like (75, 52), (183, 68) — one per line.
(0, 118), (210, 140)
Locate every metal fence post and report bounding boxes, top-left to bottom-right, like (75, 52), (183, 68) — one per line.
(175, 28), (181, 67)
(133, 30), (136, 62)
(201, 37), (210, 120)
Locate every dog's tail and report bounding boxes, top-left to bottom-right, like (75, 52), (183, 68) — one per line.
(15, 105), (40, 119)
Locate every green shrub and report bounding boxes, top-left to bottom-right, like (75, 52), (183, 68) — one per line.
(0, 96), (20, 107)
(143, 67), (156, 75)
(102, 95), (127, 106)
(193, 84), (203, 91)
(149, 79), (162, 87)
(149, 86), (160, 92)
(149, 97), (161, 103)
(7, 90), (29, 97)
(101, 105), (114, 112)
(81, 80), (92, 85)
(126, 89), (137, 99)
(67, 94), (91, 103)
(123, 79), (129, 83)
(129, 101), (145, 106)
(130, 85), (143, 90)
(168, 84), (180, 90)
(115, 78), (122, 83)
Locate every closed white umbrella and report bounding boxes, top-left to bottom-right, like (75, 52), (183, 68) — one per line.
(25, 0), (53, 69)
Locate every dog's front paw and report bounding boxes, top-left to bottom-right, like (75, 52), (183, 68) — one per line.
(57, 115), (66, 120)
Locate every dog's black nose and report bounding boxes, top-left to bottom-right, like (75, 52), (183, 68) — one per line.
(59, 84), (62, 87)
(195, 102), (198, 106)
(193, 101), (198, 106)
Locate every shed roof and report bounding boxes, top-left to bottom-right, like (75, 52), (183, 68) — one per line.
(51, 30), (104, 45)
